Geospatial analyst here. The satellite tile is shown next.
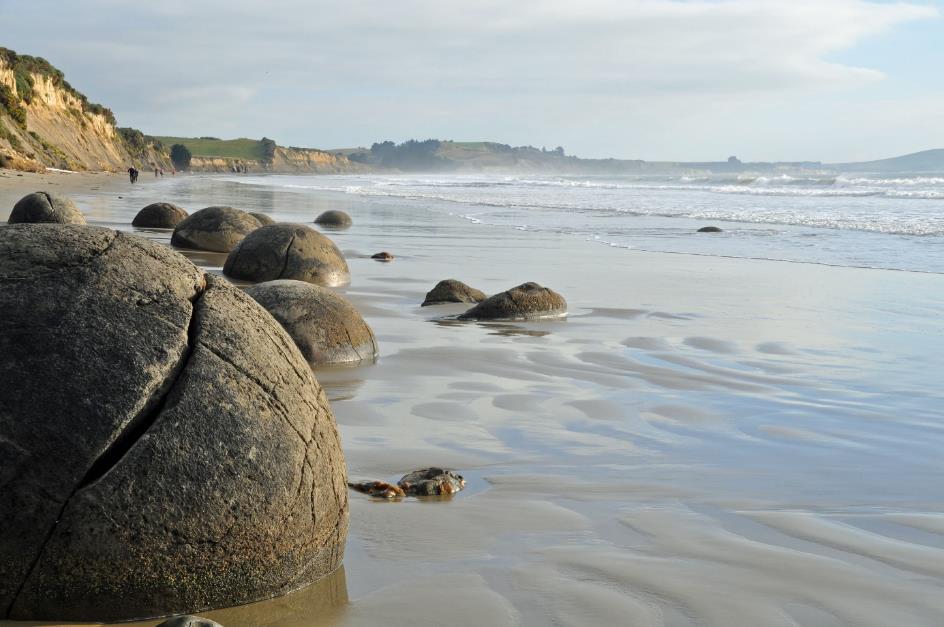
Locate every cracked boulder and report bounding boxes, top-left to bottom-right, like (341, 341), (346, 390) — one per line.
(0, 225), (348, 621)
(132, 202), (189, 228)
(170, 206), (262, 252)
(7, 191), (85, 224)
(457, 282), (566, 321)
(223, 223), (350, 287)
(421, 279), (486, 307)
(245, 280), (377, 367)
(314, 210), (352, 229)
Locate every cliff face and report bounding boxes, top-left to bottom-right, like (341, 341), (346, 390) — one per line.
(0, 51), (168, 173)
(188, 147), (360, 174)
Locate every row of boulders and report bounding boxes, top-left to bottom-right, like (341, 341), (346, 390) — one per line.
(0, 224), (348, 621)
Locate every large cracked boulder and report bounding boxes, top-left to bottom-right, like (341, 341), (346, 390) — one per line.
(0, 225), (348, 621)
(457, 282), (566, 321)
(314, 210), (352, 229)
(421, 279), (486, 307)
(170, 206), (262, 252)
(8, 191), (85, 225)
(245, 280), (378, 367)
(132, 202), (189, 228)
(223, 223), (350, 287)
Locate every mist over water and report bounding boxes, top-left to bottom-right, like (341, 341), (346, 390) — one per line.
(230, 172), (944, 273)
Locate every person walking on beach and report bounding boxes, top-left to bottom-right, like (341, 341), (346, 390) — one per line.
(128, 167), (138, 183)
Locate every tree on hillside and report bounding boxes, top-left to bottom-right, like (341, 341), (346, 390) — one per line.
(170, 143), (192, 170)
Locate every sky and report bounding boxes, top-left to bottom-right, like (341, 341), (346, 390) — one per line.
(0, 0), (941, 162)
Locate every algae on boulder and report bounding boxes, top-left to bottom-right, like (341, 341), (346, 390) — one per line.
(170, 206), (262, 252)
(8, 191), (85, 224)
(457, 282), (566, 320)
(245, 279), (377, 366)
(0, 225), (347, 621)
(132, 202), (188, 228)
(223, 223), (350, 287)
(421, 279), (486, 306)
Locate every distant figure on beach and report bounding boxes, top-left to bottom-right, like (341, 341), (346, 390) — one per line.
(128, 167), (139, 183)
(160, 168), (164, 177)
(154, 167), (159, 177)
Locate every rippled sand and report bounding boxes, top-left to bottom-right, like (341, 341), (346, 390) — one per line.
(2, 172), (943, 626)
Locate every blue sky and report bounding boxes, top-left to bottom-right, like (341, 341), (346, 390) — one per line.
(0, 0), (940, 162)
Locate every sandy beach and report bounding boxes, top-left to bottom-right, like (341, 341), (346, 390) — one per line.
(2, 171), (943, 626)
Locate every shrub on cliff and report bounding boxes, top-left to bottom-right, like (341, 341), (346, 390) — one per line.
(0, 83), (27, 128)
(170, 143), (192, 170)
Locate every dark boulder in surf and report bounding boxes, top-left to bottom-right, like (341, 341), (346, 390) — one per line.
(371, 251), (394, 261)
(398, 468), (466, 496)
(314, 210), (352, 229)
(421, 279), (486, 307)
(697, 226), (723, 233)
(457, 282), (566, 321)
(0, 225), (348, 621)
(170, 206), (262, 252)
(132, 202), (188, 228)
(223, 223), (350, 287)
(245, 279), (377, 366)
(8, 191), (85, 224)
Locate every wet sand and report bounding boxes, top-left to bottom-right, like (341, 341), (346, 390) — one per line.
(2, 173), (944, 626)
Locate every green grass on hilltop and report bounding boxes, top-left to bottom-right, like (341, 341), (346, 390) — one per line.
(153, 136), (265, 160)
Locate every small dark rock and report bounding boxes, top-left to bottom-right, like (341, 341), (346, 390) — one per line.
(421, 279), (486, 307)
(348, 481), (405, 498)
(156, 616), (223, 627)
(457, 282), (566, 321)
(697, 226), (723, 233)
(398, 468), (466, 496)
(132, 202), (188, 228)
(314, 210), (352, 229)
(371, 251), (394, 261)
(8, 192), (85, 225)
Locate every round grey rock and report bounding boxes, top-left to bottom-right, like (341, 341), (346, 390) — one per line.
(249, 212), (275, 225)
(697, 226), (723, 233)
(0, 225), (348, 621)
(314, 210), (352, 229)
(8, 191), (85, 225)
(223, 223), (350, 287)
(170, 206), (262, 252)
(245, 280), (378, 366)
(422, 279), (486, 307)
(132, 202), (188, 228)
(457, 282), (566, 321)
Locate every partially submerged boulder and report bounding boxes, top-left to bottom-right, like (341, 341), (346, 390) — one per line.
(422, 279), (486, 307)
(398, 468), (466, 496)
(8, 191), (85, 225)
(249, 212), (275, 225)
(457, 282), (566, 320)
(314, 210), (352, 229)
(244, 279), (377, 366)
(697, 226), (723, 233)
(132, 202), (188, 228)
(223, 223), (350, 287)
(170, 206), (262, 252)
(371, 251), (394, 262)
(0, 225), (347, 621)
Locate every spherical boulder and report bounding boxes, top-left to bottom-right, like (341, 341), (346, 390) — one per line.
(8, 191), (85, 225)
(697, 226), (723, 233)
(170, 206), (262, 252)
(249, 212), (275, 225)
(245, 280), (377, 366)
(422, 279), (486, 307)
(132, 202), (188, 228)
(0, 224), (348, 621)
(457, 282), (566, 320)
(223, 223), (350, 287)
(314, 210), (352, 229)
